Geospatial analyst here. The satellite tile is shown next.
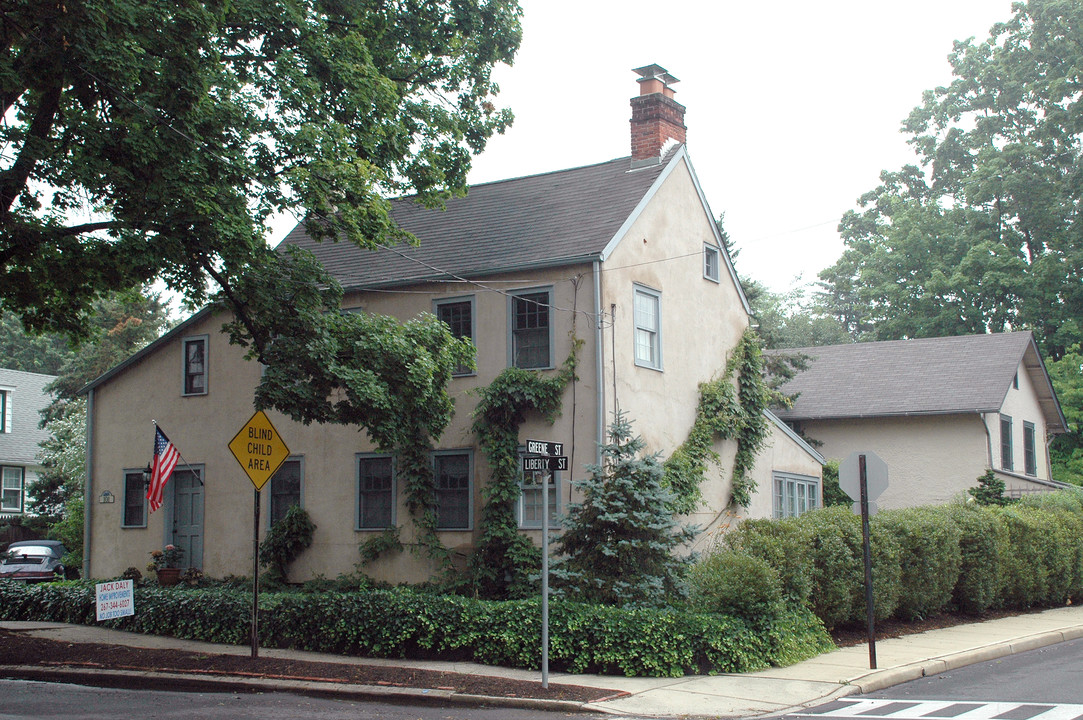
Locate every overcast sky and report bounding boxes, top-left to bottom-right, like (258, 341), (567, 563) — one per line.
(459, 0), (1018, 295)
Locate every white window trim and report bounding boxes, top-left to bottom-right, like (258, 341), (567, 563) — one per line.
(121, 468), (148, 528)
(181, 335), (209, 396)
(434, 295), (477, 377)
(633, 284), (663, 371)
(1, 465), (24, 513)
(355, 453), (397, 531)
(507, 287), (554, 370)
(773, 471), (820, 519)
(432, 449), (474, 531)
(703, 244), (721, 283)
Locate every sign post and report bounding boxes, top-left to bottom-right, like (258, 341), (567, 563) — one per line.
(524, 439), (565, 689)
(839, 450), (888, 670)
(229, 410), (291, 659)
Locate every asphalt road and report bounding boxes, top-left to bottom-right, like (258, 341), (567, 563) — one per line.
(0, 679), (612, 720)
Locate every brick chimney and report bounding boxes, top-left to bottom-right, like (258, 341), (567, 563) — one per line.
(630, 64), (686, 166)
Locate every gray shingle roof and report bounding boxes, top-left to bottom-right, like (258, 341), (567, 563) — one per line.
(0, 368), (56, 465)
(769, 332), (1067, 433)
(278, 155), (671, 288)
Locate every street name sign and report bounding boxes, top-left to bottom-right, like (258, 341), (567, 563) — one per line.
(526, 440), (563, 456)
(228, 410), (291, 491)
(521, 455), (568, 473)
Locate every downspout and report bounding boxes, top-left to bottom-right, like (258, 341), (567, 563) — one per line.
(82, 389), (94, 580)
(980, 411), (993, 470)
(593, 260), (605, 467)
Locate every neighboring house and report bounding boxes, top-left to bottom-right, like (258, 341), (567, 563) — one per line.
(0, 369), (57, 520)
(81, 66), (824, 581)
(769, 332), (1069, 508)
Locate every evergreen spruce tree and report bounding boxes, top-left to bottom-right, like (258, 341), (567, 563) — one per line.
(552, 412), (698, 607)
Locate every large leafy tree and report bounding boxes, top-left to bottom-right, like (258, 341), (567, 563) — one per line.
(819, 0), (1083, 359)
(1, 0), (520, 341)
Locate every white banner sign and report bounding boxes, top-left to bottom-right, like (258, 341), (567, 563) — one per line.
(95, 579), (135, 621)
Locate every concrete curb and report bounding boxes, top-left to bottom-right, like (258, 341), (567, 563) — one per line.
(0, 665), (591, 714)
(847, 625), (1083, 694)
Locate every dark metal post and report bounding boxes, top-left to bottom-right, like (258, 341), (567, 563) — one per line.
(541, 470), (549, 689)
(252, 488), (260, 658)
(859, 455), (876, 669)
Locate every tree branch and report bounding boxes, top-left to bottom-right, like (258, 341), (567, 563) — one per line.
(0, 78), (62, 217)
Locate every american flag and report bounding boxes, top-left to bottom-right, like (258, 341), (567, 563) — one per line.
(147, 427), (180, 513)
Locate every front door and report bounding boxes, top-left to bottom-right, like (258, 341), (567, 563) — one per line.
(171, 468), (204, 570)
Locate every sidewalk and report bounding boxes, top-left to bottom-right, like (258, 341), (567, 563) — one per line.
(5, 605), (1083, 718)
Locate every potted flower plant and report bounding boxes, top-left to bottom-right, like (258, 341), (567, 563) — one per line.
(147, 544), (184, 586)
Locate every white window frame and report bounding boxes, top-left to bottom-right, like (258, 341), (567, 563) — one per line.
(703, 244), (721, 283)
(267, 456), (304, 528)
(773, 471), (820, 519)
(1, 466), (25, 513)
(432, 450), (473, 531)
(182, 335), (209, 396)
(508, 287), (554, 370)
(434, 295), (477, 377)
(122, 468), (147, 528)
(633, 284), (662, 371)
(356, 454), (396, 531)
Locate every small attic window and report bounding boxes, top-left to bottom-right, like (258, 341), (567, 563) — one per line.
(1013, 372), (1019, 390)
(704, 245), (720, 283)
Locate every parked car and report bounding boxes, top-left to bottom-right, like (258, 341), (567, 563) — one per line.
(0, 540), (67, 582)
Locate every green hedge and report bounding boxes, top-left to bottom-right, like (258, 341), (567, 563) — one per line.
(690, 490), (1083, 631)
(0, 581), (830, 677)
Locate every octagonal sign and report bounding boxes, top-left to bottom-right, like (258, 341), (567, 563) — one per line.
(839, 451), (888, 503)
(228, 411), (291, 491)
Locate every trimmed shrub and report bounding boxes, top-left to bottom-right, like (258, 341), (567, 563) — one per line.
(687, 550), (783, 620)
(945, 503), (1008, 614)
(0, 581), (831, 678)
(803, 506), (901, 628)
(1020, 491), (1083, 601)
(994, 505), (1073, 608)
(722, 517), (813, 603)
(872, 507), (961, 620)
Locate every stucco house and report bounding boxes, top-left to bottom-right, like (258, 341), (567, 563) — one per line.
(769, 332), (1069, 508)
(0, 368), (57, 520)
(80, 66), (823, 581)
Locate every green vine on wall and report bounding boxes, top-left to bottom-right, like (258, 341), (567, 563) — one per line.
(663, 328), (771, 512)
(465, 336), (582, 599)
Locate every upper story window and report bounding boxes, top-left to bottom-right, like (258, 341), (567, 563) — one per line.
(269, 458), (303, 527)
(356, 454), (395, 530)
(1, 466), (24, 513)
(634, 285), (662, 370)
(704, 244), (721, 282)
(122, 469), (147, 528)
(0, 388), (10, 433)
(1000, 414), (1013, 471)
(183, 336), (208, 396)
(1023, 422), (1037, 477)
(773, 472), (819, 518)
(433, 451), (472, 530)
(435, 296), (476, 376)
(509, 289), (552, 370)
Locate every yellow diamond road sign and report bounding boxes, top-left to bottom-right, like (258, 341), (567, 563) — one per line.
(229, 411), (290, 491)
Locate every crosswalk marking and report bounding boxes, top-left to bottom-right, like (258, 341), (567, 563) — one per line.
(813, 699), (1083, 720)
